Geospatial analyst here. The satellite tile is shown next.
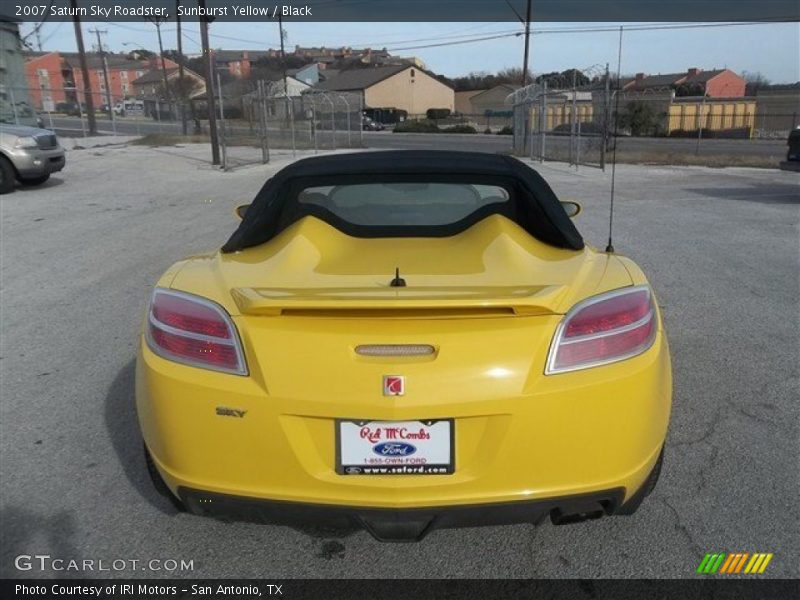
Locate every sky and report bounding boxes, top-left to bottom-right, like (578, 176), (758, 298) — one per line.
(20, 20), (800, 83)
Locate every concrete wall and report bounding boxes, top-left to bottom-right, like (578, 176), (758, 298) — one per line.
(365, 67), (453, 115)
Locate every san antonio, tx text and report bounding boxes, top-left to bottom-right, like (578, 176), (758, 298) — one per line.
(15, 583), (281, 596)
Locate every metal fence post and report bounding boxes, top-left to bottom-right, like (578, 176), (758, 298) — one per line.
(342, 95), (352, 147)
(155, 99), (162, 132)
(358, 94), (364, 147)
(312, 101), (318, 154)
(695, 94), (706, 156)
(540, 82), (547, 162)
(217, 71), (227, 170)
(258, 81), (268, 164)
(288, 92), (296, 157)
(328, 94), (336, 150)
(529, 106), (535, 160)
(262, 82), (271, 163)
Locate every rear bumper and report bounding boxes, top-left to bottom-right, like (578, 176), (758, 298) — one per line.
(179, 485), (626, 541)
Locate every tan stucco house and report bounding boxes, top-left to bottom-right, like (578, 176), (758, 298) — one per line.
(468, 84), (519, 115)
(454, 89), (484, 114)
(313, 64), (454, 115)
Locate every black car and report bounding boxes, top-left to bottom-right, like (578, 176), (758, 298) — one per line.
(787, 128), (800, 162)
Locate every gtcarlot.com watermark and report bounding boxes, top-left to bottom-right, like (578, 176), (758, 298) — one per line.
(14, 554), (194, 573)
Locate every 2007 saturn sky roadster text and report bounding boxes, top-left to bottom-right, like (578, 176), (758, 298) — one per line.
(135, 151), (672, 541)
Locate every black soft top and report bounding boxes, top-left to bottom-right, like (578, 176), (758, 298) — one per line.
(221, 150), (584, 252)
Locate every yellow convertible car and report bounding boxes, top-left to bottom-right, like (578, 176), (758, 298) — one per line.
(136, 151), (671, 541)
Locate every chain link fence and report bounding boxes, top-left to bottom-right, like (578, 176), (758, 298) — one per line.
(2, 82), (364, 170)
(217, 81), (364, 170)
(511, 78), (799, 169)
(1, 83), (191, 136)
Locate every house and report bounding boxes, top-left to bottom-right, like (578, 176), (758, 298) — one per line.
(623, 67), (746, 98)
(288, 63), (321, 86)
(312, 64), (454, 115)
(211, 50), (276, 78)
(454, 90), (484, 114)
(131, 67), (205, 98)
(467, 84), (520, 116)
(23, 51), (180, 108)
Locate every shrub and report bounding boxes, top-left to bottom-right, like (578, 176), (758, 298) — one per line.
(426, 108), (451, 120)
(497, 125), (513, 135)
(393, 119), (440, 133)
(441, 124), (477, 134)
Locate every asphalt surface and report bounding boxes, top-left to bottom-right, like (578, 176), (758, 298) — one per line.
(1, 143), (798, 579)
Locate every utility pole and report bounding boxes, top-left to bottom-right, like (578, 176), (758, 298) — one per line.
(176, 1), (188, 135)
(71, 0), (96, 134)
(146, 16), (173, 123)
(522, 0), (531, 86)
(278, 13), (288, 92)
(89, 28), (115, 133)
(198, 0), (220, 165)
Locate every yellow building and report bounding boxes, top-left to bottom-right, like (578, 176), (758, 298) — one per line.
(668, 98), (756, 135)
(313, 64), (454, 116)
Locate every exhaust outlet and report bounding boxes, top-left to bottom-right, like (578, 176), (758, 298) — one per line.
(550, 501), (607, 526)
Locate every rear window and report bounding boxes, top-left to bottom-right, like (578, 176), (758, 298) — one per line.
(297, 183), (510, 226)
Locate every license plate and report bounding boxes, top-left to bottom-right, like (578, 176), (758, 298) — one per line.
(336, 419), (454, 475)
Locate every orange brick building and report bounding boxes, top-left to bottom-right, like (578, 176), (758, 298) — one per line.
(623, 67), (746, 98)
(24, 51), (179, 109)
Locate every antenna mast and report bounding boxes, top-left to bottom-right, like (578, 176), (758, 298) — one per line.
(606, 25), (624, 254)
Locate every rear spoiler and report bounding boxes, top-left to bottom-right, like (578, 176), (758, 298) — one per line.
(231, 285), (567, 317)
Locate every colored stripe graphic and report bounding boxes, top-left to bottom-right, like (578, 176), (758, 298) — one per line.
(697, 554), (712, 573)
(734, 553), (749, 573)
(720, 553), (739, 574)
(719, 554), (736, 573)
(701, 552), (774, 574)
(698, 553), (725, 574)
(758, 553), (773, 574)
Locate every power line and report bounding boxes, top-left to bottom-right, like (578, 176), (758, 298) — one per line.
(383, 19), (799, 51)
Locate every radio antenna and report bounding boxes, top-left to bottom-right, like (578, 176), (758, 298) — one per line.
(606, 25), (624, 254)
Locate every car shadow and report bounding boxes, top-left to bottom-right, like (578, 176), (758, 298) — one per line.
(104, 360), (359, 539)
(15, 176), (65, 192)
(684, 184), (799, 205)
(103, 360), (180, 516)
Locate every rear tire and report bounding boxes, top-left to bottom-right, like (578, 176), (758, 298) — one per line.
(143, 443), (186, 512)
(18, 174), (50, 186)
(0, 156), (15, 194)
(617, 447), (664, 515)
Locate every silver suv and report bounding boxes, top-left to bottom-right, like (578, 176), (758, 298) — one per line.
(0, 125), (66, 194)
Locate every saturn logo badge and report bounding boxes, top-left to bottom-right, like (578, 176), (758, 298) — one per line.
(383, 375), (405, 396)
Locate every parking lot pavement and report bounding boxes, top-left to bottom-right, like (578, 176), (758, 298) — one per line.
(1, 144), (798, 578)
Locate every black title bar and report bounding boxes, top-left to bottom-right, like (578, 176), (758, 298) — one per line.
(4, 0), (800, 22)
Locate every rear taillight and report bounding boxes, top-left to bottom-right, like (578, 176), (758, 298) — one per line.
(146, 288), (247, 375)
(545, 286), (657, 374)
